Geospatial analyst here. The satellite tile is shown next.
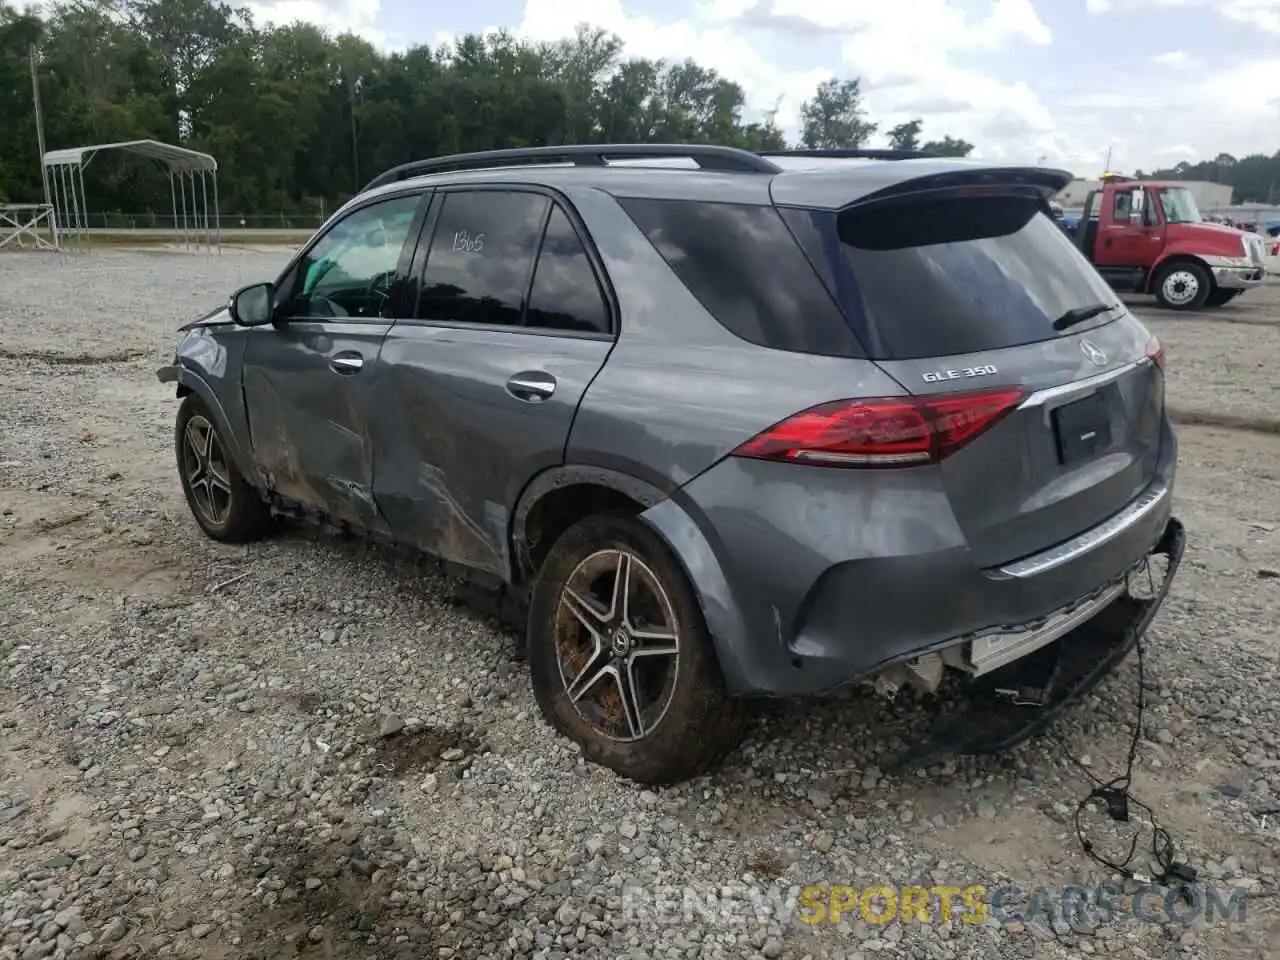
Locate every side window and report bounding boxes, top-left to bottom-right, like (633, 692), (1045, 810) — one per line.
(526, 207), (611, 334)
(621, 198), (861, 357)
(285, 194), (421, 319)
(1112, 191), (1131, 220)
(416, 191), (550, 325)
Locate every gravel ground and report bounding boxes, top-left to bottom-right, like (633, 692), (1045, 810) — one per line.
(2, 250), (1279, 960)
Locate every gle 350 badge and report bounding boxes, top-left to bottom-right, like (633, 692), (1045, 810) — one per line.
(922, 364), (998, 384)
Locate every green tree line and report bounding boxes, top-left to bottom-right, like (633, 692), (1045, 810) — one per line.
(0, 0), (979, 220)
(1139, 153), (1280, 206)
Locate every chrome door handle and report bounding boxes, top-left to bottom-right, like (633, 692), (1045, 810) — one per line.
(506, 371), (556, 402)
(330, 353), (364, 374)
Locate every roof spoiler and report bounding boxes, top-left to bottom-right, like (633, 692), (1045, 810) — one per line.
(770, 163), (1075, 211)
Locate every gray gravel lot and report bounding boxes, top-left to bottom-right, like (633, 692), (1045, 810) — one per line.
(2, 250), (1279, 960)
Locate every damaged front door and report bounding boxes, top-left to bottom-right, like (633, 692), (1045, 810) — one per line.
(242, 191), (426, 533)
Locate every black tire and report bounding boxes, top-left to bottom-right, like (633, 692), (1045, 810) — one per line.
(1204, 289), (1238, 307)
(1152, 260), (1211, 310)
(175, 395), (274, 543)
(527, 510), (748, 784)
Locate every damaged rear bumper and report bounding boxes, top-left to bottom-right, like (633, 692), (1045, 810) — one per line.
(884, 515), (1186, 771)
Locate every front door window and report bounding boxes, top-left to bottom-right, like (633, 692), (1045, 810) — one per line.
(283, 194), (421, 319)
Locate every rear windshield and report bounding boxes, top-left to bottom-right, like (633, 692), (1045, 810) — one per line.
(782, 196), (1120, 360)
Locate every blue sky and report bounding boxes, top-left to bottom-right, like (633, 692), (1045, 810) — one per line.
(34, 0), (1280, 173)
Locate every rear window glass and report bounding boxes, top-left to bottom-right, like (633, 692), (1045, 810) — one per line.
(784, 197), (1120, 360)
(618, 198), (862, 357)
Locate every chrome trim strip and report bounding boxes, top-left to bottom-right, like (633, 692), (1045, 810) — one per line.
(968, 579), (1127, 676)
(1018, 358), (1145, 409)
(994, 479), (1171, 579)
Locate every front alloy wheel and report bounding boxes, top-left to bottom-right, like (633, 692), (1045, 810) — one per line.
(528, 511), (748, 784)
(181, 414), (233, 528)
(174, 395), (274, 543)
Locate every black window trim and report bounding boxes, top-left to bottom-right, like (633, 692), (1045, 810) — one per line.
(271, 187), (432, 325)
(398, 183), (619, 341)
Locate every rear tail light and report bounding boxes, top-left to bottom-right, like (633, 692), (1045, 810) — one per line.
(730, 387), (1029, 468)
(1145, 336), (1164, 371)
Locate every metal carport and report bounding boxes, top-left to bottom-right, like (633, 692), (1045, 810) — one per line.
(41, 139), (220, 251)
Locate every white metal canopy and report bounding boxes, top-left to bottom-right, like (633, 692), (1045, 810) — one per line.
(41, 138), (221, 251)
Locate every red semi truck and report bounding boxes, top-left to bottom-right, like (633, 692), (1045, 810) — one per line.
(1074, 175), (1267, 311)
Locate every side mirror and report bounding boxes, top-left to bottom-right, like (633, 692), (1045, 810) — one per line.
(229, 282), (275, 326)
(1130, 188), (1145, 223)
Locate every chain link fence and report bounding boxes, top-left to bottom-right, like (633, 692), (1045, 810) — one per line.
(86, 212), (329, 231)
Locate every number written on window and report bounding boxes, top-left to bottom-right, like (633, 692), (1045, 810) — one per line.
(416, 191), (550, 325)
(452, 231), (485, 254)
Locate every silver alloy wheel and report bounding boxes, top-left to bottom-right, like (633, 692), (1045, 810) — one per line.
(1161, 270), (1200, 306)
(181, 414), (233, 526)
(554, 548), (681, 742)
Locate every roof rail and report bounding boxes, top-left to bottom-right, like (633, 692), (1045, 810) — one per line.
(759, 148), (940, 161)
(362, 143), (782, 192)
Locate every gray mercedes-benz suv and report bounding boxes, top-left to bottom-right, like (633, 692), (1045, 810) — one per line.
(158, 144), (1185, 785)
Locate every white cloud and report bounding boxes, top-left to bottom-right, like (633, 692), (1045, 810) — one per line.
(246, 0), (386, 46)
(1222, 0), (1280, 32)
(1085, 0), (1280, 33)
(516, 0), (1066, 164)
(517, 0), (832, 136)
(1152, 49), (1194, 68)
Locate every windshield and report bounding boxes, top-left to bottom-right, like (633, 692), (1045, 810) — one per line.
(1158, 187), (1202, 224)
(781, 195), (1121, 360)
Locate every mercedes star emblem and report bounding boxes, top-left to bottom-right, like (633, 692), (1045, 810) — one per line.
(1080, 339), (1107, 367)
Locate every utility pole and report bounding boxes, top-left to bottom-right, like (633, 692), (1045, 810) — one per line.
(29, 44), (50, 206)
(347, 70), (360, 191)
(1103, 146), (1113, 173)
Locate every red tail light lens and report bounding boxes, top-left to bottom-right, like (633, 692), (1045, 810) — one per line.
(730, 386), (1029, 468)
(1145, 336), (1164, 371)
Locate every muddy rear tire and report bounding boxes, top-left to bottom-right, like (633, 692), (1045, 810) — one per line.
(175, 395), (275, 543)
(527, 510), (748, 784)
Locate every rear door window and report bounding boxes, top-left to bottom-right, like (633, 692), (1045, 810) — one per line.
(782, 196), (1120, 360)
(415, 190), (550, 326)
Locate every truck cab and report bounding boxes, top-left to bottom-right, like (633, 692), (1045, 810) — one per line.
(1075, 176), (1267, 310)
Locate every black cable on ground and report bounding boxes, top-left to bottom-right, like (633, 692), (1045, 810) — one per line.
(1053, 625), (1280, 904)
(1052, 639), (1192, 888)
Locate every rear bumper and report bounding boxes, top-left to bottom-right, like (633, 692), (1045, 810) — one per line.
(643, 429), (1178, 698)
(885, 515), (1186, 770)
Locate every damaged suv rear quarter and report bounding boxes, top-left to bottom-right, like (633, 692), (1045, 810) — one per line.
(158, 146), (1185, 785)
